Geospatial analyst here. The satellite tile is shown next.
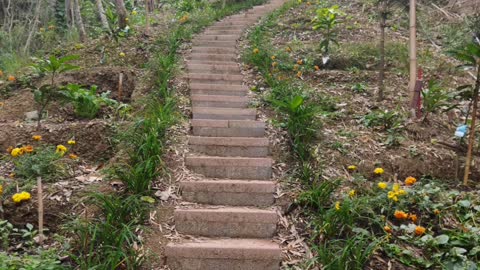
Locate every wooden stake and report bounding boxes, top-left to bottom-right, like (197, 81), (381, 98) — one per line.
(408, 0), (418, 115)
(118, 72), (124, 101)
(37, 176), (44, 244)
(463, 67), (480, 185)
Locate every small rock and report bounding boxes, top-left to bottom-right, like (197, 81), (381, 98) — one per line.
(25, 111), (39, 121)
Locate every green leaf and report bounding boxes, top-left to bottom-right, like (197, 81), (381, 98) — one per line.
(140, 196), (155, 204)
(458, 200), (471, 208)
(290, 96), (304, 111)
(435, 234), (449, 245)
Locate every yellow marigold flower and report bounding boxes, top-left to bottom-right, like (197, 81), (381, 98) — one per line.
(271, 55), (276, 60)
(12, 191), (31, 204)
(22, 145), (34, 153)
(392, 183), (400, 192)
(39, 27), (45, 32)
(293, 64), (299, 71)
(179, 15), (189, 24)
(374, 167), (384, 175)
(335, 201), (340, 211)
(378, 182), (388, 189)
(397, 189), (407, 196)
(69, 154), (79, 160)
(347, 165), (357, 171)
(32, 135), (42, 141)
(56, 145), (67, 156)
(409, 214), (418, 223)
(253, 48), (260, 54)
(119, 52), (126, 58)
(67, 140), (76, 145)
(405, 176), (417, 186)
(384, 225), (392, 233)
(415, 226), (426, 236)
(125, 18), (129, 22)
(394, 210), (408, 220)
(296, 71), (302, 78)
(132, 10), (138, 15)
(0, 185), (3, 196)
(48, 25), (55, 30)
(297, 59), (303, 65)
(433, 209), (440, 215)
(9, 172), (15, 178)
(285, 47), (292, 52)
(314, 65), (320, 71)
(11, 147), (24, 157)
(272, 62), (278, 68)
(387, 191), (398, 202)
(348, 190), (356, 198)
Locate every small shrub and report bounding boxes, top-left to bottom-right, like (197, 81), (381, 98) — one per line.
(61, 84), (117, 119)
(13, 146), (66, 182)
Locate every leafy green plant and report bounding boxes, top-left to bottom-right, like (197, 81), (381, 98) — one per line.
(311, 5), (345, 60)
(14, 146), (66, 182)
(0, 220), (16, 251)
(61, 84), (117, 119)
(421, 80), (457, 121)
(19, 223), (38, 247)
(31, 55), (79, 129)
(0, 249), (66, 270)
(361, 109), (403, 131)
(351, 83), (367, 93)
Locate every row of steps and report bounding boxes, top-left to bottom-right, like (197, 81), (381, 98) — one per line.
(166, 1), (285, 269)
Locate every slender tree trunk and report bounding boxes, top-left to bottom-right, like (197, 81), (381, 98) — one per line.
(377, 3), (386, 101)
(409, 0), (418, 114)
(95, 0), (109, 29)
(145, 0), (150, 35)
(65, 0), (73, 28)
(73, 0), (87, 42)
(115, 0), (128, 29)
(23, 0), (42, 54)
(463, 66), (480, 185)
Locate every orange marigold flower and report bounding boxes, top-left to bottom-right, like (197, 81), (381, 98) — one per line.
(405, 176), (417, 186)
(394, 210), (408, 220)
(32, 135), (42, 141)
(69, 154), (79, 160)
(297, 59), (303, 65)
(409, 214), (418, 223)
(296, 71), (302, 78)
(6, 146), (13, 153)
(434, 209), (440, 215)
(384, 226), (392, 233)
(22, 145), (34, 153)
(415, 226), (426, 236)
(314, 65), (320, 71)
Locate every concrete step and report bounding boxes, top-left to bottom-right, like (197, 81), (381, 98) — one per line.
(191, 47), (237, 55)
(187, 63), (240, 75)
(187, 59), (239, 66)
(175, 207), (277, 238)
(192, 107), (256, 120)
(195, 34), (239, 41)
(166, 238), (281, 270)
(191, 95), (249, 108)
(186, 156), (272, 180)
(190, 83), (247, 96)
(189, 53), (237, 62)
(191, 119), (265, 137)
(188, 73), (243, 85)
(188, 136), (269, 157)
(204, 29), (244, 35)
(181, 180), (276, 206)
(193, 40), (237, 47)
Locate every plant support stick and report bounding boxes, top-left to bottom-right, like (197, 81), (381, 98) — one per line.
(464, 67), (480, 185)
(37, 176), (44, 244)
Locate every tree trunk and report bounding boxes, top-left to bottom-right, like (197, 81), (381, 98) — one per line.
(145, 0), (150, 35)
(115, 0), (128, 29)
(73, 0), (87, 42)
(23, 0), (42, 54)
(463, 66), (480, 185)
(95, 0), (109, 29)
(377, 3), (386, 101)
(408, 0), (418, 114)
(65, 0), (73, 28)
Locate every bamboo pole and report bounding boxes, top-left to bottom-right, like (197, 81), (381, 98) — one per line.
(37, 176), (44, 244)
(408, 0), (418, 113)
(463, 67), (480, 185)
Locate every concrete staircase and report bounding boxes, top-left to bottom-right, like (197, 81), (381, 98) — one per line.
(166, 1), (285, 269)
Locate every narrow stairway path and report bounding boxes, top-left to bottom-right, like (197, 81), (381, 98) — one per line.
(165, 1), (286, 269)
